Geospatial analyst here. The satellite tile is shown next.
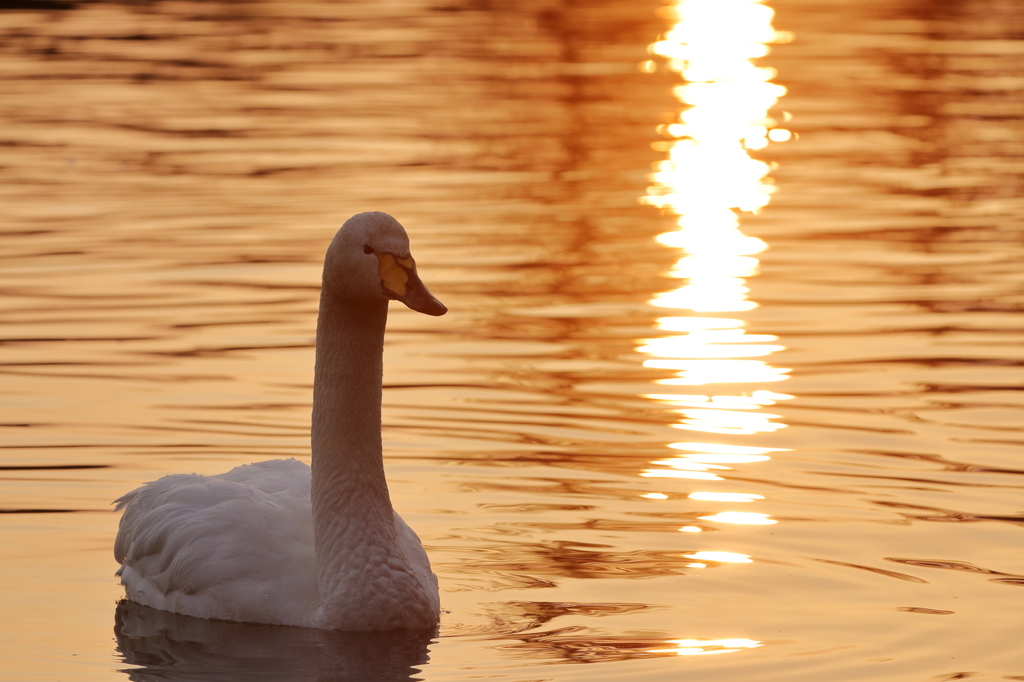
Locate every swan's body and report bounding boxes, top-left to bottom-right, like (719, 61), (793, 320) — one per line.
(114, 212), (446, 631)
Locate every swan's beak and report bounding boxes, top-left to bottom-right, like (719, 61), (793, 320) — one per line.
(377, 252), (448, 316)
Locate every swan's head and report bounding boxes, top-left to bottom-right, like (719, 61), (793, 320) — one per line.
(323, 212), (447, 316)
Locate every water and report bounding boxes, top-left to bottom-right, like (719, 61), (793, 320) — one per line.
(2, 0), (1023, 679)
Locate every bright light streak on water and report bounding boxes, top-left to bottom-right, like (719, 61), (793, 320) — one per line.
(685, 552), (754, 564)
(649, 638), (763, 655)
(637, 3), (790, 639)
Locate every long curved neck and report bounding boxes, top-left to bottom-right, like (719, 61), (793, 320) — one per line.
(310, 293), (399, 606)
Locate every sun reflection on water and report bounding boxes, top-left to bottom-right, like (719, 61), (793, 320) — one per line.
(637, 0), (791, 645)
(649, 638), (762, 656)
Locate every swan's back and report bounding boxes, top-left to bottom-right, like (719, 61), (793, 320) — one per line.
(114, 458), (438, 629)
(114, 459), (320, 627)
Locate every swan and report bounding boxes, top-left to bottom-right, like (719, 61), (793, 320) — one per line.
(113, 212), (446, 631)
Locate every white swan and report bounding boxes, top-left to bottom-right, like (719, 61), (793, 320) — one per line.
(114, 212), (446, 631)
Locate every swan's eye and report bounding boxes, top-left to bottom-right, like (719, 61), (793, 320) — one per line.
(363, 245), (374, 255)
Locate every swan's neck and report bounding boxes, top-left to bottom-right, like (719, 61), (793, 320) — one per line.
(310, 296), (399, 613)
(310, 291), (438, 630)
(311, 296), (389, 499)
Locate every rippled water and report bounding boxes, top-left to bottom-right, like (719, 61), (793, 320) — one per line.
(2, 0), (1024, 679)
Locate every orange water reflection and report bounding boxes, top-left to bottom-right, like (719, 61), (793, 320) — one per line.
(637, 0), (791, 630)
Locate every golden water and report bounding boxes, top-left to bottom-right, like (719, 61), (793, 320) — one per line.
(2, 0), (1024, 679)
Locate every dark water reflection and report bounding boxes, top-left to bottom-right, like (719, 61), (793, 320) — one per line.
(114, 601), (434, 682)
(3, 0), (1024, 680)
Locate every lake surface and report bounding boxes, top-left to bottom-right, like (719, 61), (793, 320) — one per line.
(2, 0), (1024, 679)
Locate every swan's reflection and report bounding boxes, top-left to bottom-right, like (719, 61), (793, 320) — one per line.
(114, 600), (435, 682)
